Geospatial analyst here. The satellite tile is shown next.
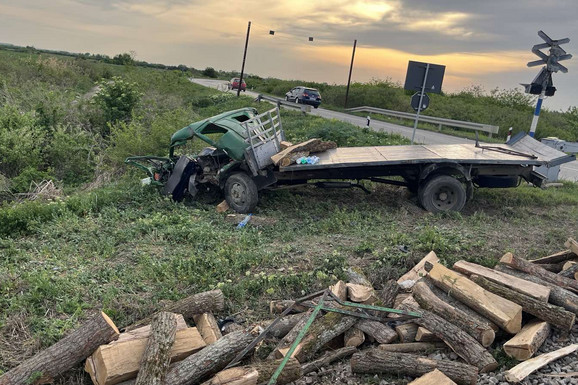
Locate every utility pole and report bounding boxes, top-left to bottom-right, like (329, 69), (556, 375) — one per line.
(344, 39), (357, 109)
(237, 21), (251, 97)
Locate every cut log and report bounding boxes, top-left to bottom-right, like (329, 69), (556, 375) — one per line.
(221, 322), (243, 335)
(125, 290), (225, 331)
(378, 342), (448, 353)
(559, 263), (578, 279)
(562, 260), (577, 271)
(415, 327), (439, 342)
(398, 251), (439, 284)
(165, 330), (255, 385)
(564, 237), (578, 255)
(202, 358), (301, 385)
(536, 262), (565, 273)
(426, 263), (522, 333)
(85, 327), (206, 385)
(279, 151), (309, 167)
(329, 280), (347, 301)
(355, 320), (397, 344)
(134, 312), (177, 385)
(504, 344), (578, 383)
(494, 265), (578, 315)
(412, 281), (495, 347)
(294, 313), (357, 362)
(387, 292), (412, 319)
(499, 252), (578, 293)
(0, 312), (119, 385)
(350, 349), (479, 385)
(216, 200), (229, 213)
(395, 323), (419, 343)
(271, 139), (336, 165)
(453, 260), (550, 301)
(422, 277), (499, 332)
(269, 300), (310, 314)
(503, 320), (550, 361)
(269, 310), (313, 359)
(377, 279), (399, 308)
(301, 346), (357, 375)
(399, 297), (498, 372)
(346, 266), (373, 287)
(116, 314), (187, 344)
(408, 369), (457, 385)
(193, 313), (222, 345)
(470, 275), (575, 331)
(346, 283), (377, 303)
(530, 249), (575, 264)
(259, 313), (307, 339)
(344, 327), (365, 347)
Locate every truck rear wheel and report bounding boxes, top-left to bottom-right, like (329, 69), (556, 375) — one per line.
(419, 175), (466, 212)
(225, 173), (258, 213)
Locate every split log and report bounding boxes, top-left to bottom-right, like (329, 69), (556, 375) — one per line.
(269, 310), (313, 359)
(453, 260), (550, 301)
(530, 249), (575, 264)
(415, 327), (439, 342)
(470, 275), (575, 331)
(355, 320), (397, 344)
(494, 265), (578, 315)
(344, 327), (365, 347)
(294, 313), (357, 362)
(350, 349), (479, 385)
(193, 313), (222, 345)
(134, 312), (177, 385)
(165, 330), (255, 385)
(202, 358), (301, 385)
(565, 237), (578, 255)
(377, 279), (398, 308)
(408, 369), (457, 385)
(504, 344), (578, 383)
(499, 252), (578, 293)
(422, 277), (499, 332)
(269, 300), (311, 314)
(260, 313), (307, 339)
(346, 266), (373, 287)
(346, 283), (377, 303)
(279, 141), (293, 150)
(396, 323), (418, 343)
(412, 281), (495, 347)
(559, 263), (578, 279)
(271, 139), (336, 165)
(85, 327), (206, 385)
(398, 251), (439, 284)
(503, 320), (550, 361)
(399, 297), (498, 372)
(329, 280), (347, 301)
(302, 346), (357, 375)
(116, 314), (187, 344)
(387, 292), (412, 319)
(0, 312), (119, 385)
(125, 290), (225, 331)
(426, 263), (522, 333)
(378, 342), (448, 353)
(216, 200), (229, 213)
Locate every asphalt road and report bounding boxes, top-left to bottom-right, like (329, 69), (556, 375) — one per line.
(190, 78), (577, 181)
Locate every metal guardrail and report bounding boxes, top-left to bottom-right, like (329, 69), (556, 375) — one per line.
(255, 94), (312, 112)
(347, 106), (500, 137)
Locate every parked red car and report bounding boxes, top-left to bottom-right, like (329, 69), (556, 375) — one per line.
(228, 78), (247, 91)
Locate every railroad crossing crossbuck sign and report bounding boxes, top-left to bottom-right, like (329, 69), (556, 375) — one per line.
(522, 30), (572, 137)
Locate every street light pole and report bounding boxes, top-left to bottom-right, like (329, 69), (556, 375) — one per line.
(344, 39), (357, 109)
(237, 21), (251, 97)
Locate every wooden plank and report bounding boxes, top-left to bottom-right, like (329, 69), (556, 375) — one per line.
(453, 260), (550, 301)
(504, 344), (578, 383)
(193, 313), (222, 345)
(85, 328), (206, 385)
(503, 320), (550, 361)
(115, 314), (187, 344)
(397, 251), (439, 284)
(408, 369), (457, 385)
(427, 263), (522, 333)
(564, 237), (578, 255)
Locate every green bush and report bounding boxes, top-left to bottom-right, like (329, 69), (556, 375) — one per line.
(93, 76), (142, 130)
(10, 167), (54, 193)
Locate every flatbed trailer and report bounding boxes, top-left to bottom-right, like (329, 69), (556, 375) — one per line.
(126, 106), (575, 213)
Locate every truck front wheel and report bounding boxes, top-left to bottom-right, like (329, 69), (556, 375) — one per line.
(418, 175), (466, 212)
(225, 173), (259, 213)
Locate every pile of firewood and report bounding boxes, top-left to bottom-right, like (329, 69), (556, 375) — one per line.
(1, 239), (577, 385)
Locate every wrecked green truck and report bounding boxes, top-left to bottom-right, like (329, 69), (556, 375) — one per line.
(126, 106), (574, 213)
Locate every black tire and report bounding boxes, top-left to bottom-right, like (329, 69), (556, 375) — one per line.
(224, 173), (259, 213)
(418, 175), (466, 213)
(314, 105), (319, 109)
(285, 95), (289, 101)
(295, 97), (300, 104)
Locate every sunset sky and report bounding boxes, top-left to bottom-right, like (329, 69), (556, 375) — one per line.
(1, 0), (576, 111)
